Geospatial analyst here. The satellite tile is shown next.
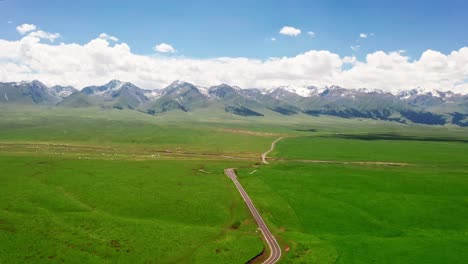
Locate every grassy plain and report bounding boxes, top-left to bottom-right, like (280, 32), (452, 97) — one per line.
(0, 156), (266, 263)
(238, 135), (468, 263)
(272, 135), (468, 164)
(0, 106), (273, 263)
(1, 105), (468, 263)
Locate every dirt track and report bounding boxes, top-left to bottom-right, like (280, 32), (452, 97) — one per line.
(261, 137), (284, 164)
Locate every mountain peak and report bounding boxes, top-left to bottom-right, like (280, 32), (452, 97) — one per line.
(17, 80), (47, 88)
(208, 84), (240, 98)
(170, 80), (187, 86)
(162, 80), (200, 97)
(104, 79), (128, 90)
(80, 80), (136, 96)
(212, 83), (234, 89)
(166, 80), (196, 89)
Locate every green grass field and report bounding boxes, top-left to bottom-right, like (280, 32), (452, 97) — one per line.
(1, 105), (468, 263)
(0, 106), (273, 263)
(272, 135), (468, 164)
(238, 135), (468, 263)
(0, 156), (265, 263)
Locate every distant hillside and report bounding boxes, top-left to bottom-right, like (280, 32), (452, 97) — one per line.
(0, 80), (62, 105)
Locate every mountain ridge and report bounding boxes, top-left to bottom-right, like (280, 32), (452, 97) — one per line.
(1, 79), (467, 126)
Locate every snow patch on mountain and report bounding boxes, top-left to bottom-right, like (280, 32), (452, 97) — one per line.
(396, 87), (461, 101)
(106, 79), (126, 90)
(272, 85), (322, 97)
(56, 90), (73, 97)
(50, 86), (77, 97)
(196, 86), (210, 97)
(144, 90), (162, 100)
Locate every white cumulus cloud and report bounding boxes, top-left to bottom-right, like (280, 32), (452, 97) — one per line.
(0, 34), (467, 94)
(154, 43), (176, 53)
(307, 31), (315, 37)
(279, 26), (301, 37)
(16, 23), (37, 35)
(99, 33), (119, 42)
(360, 33), (368, 38)
(28, 30), (61, 42)
(15, 23), (60, 42)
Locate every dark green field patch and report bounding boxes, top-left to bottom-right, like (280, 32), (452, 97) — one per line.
(273, 136), (468, 164)
(327, 133), (468, 143)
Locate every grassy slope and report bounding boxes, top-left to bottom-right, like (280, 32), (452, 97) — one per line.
(238, 136), (468, 263)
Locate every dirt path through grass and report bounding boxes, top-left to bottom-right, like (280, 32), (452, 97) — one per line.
(261, 137), (284, 164)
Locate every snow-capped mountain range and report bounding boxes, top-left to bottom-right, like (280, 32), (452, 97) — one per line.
(1, 79), (467, 126)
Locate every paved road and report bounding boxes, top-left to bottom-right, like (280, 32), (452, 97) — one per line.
(225, 168), (281, 264)
(261, 137), (284, 164)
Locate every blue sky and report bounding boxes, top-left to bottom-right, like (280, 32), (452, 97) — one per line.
(0, 0), (467, 92)
(1, 0), (467, 60)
